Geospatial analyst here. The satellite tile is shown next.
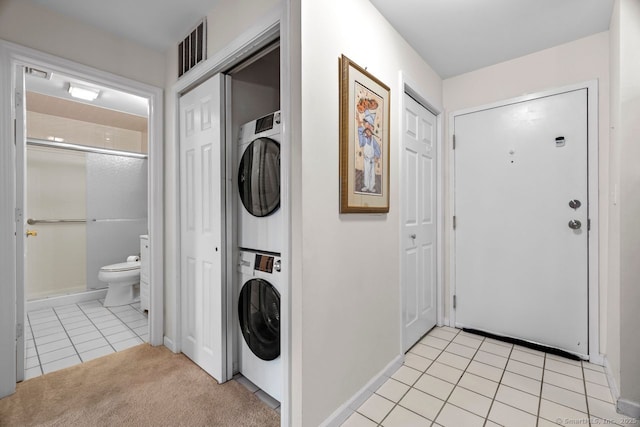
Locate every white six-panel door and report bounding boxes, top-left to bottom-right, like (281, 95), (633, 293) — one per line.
(402, 93), (437, 352)
(179, 74), (226, 381)
(454, 89), (589, 356)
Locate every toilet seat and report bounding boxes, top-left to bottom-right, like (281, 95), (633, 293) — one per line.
(100, 261), (141, 272)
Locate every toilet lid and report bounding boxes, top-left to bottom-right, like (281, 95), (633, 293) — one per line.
(100, 261), (141, 272)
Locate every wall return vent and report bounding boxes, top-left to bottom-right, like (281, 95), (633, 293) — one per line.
(178, 18), (207, 78)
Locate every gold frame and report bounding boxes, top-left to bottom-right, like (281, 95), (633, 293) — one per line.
(339, 55), (390, 213)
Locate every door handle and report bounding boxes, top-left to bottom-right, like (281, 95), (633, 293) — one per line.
(410, 234), (416, 239)
(568, 220), (582, 230)
(26, 229), (38, 237)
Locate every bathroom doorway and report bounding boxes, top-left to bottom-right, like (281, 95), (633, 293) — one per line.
(9, 50), (164, 384)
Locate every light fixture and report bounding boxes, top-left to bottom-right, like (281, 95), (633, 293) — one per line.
(68, 83), (100, 101)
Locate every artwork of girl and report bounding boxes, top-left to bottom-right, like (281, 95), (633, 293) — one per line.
(355, 86), (384, 196)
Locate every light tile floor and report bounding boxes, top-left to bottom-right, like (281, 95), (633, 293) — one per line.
(234, 373), (281, 414)
(25, 299), (148, 380)
(344, 327), (632, 427)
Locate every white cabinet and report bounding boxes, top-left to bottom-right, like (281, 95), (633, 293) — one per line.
(140, 235), (150, 311)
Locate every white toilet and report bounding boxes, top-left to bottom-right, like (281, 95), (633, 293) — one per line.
(99, 257), (141, 307)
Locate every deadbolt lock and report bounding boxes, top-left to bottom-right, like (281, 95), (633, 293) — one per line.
(26, 229), (38, 237)
(568, 220), (582, 230)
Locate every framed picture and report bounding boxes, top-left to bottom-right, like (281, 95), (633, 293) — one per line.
(339, 55), (390, 213)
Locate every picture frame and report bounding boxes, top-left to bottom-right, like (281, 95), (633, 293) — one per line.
(339, 55), (390, 213)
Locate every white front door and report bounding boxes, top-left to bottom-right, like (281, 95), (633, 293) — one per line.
(454, 89), (589, 356)
(402, 93), (438, 352)
(179, 74), (226, 381)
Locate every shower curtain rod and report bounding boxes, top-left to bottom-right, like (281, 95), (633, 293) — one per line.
(26, 138), (148, 159)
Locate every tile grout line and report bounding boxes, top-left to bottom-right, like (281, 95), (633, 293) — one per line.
(107, 303), (148, 342)
(581, 360), (592, 422)
(76, 302), (119, 355)
(25, 313), (43, 377)
(535, 352), (547, 427)
(481, 339), (514, 427)
(375, 328), (456, 426)
(42, 306), (83, 370)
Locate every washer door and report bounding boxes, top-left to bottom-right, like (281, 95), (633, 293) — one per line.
(238, 137), (280, 217)
(238, 278), (280, 361)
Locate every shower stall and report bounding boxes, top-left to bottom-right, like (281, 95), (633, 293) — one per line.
(25, 139), (148, 301)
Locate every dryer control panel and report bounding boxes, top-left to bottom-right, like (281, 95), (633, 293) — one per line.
(255, 254), (274, 273)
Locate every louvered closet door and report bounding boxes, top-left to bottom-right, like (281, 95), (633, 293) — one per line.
(179, 74), (225, 381)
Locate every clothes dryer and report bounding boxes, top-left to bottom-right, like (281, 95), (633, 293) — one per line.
(237, 250), (282, 402)
(237, 111), (282, 254)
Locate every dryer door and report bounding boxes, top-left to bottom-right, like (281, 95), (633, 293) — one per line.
(238, 137), (280, 217)
(238, 278), (281, 361)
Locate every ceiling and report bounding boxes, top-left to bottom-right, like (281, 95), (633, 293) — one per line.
(25, 70), (149, 117)
(29, 0), (614, 79)
(368, 0), (613, 78)
(30, 0), (217, 52)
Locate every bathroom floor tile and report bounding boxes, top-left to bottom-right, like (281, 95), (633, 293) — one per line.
(457, 372), (499, 398)
(106, 330), (137, 345)
(435, 403), (484, 427)
(111, 337), (143, 351)
(67, 325), (98, 337)
(42, 355), (81, 374)
(37, 338), (73, 355)
(24, 366), (42, 380)
(70, 330), (103, 345)
(74, 337), (110, 353)
(124, 318), (148, 329)
(79, 345), (115, 362)
(403, 353), (432, 372)
(34, 331), (68, 346)
(101, 323), (130, 336)
(38, 346), (78, 365)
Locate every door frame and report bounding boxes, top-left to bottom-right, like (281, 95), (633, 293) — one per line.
(169, 8), (293, 425)
(0, 40), (165, 397)
(448, 80), (601, 363)
(398, 72), (445, 353)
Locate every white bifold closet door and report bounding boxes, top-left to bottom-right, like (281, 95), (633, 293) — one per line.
(454, 89), (589, 356)
(179, 74), (226, 381)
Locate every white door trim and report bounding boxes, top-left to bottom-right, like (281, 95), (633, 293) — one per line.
(448, 80), (601, 363)
(169, 6), (293, 426)
(398, 71), (444, 354)
(0, 39), (164, 398)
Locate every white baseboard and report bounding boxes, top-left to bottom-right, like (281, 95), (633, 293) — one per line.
(163, 336), (178, 353)
(604, 356), (621, 401)
(617, 398), (640, 419)
(588, 352), (605, 366)
(26, 289), (108, 312)
(320, 355), (404, 427)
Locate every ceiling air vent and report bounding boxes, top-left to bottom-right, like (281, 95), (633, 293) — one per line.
(178, 18), (207, 78)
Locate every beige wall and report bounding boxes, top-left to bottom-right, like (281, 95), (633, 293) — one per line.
(612, 0), (640, 412)
(443, 32), (611, 350)
(0, 0), (165, 87)
(299, 0), (442, 424)
(162, 0), (281, 344)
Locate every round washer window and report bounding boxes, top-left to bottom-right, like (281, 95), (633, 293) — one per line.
(238, 278), (280, 361)
(238, 137), (280, 217)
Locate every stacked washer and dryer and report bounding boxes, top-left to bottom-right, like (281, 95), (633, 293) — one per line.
(236, 111), (282, 402)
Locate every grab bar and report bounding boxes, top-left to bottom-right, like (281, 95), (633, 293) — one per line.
(27, 218), (146, 225)
(27, 218), (85, 225)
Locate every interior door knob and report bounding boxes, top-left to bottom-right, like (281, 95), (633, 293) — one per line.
(26, 229), (38, 237)
(568, 220), (582, 230)
(410, 234), (416, 239)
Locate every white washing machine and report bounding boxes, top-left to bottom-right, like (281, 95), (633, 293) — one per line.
(237, 250), (282, 402)
(237, 111), (282, 254)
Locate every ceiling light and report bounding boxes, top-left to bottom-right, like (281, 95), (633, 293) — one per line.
(68, 83), (100, 101)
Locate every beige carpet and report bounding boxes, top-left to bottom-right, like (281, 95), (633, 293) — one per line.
(0, 344), (280, 427)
